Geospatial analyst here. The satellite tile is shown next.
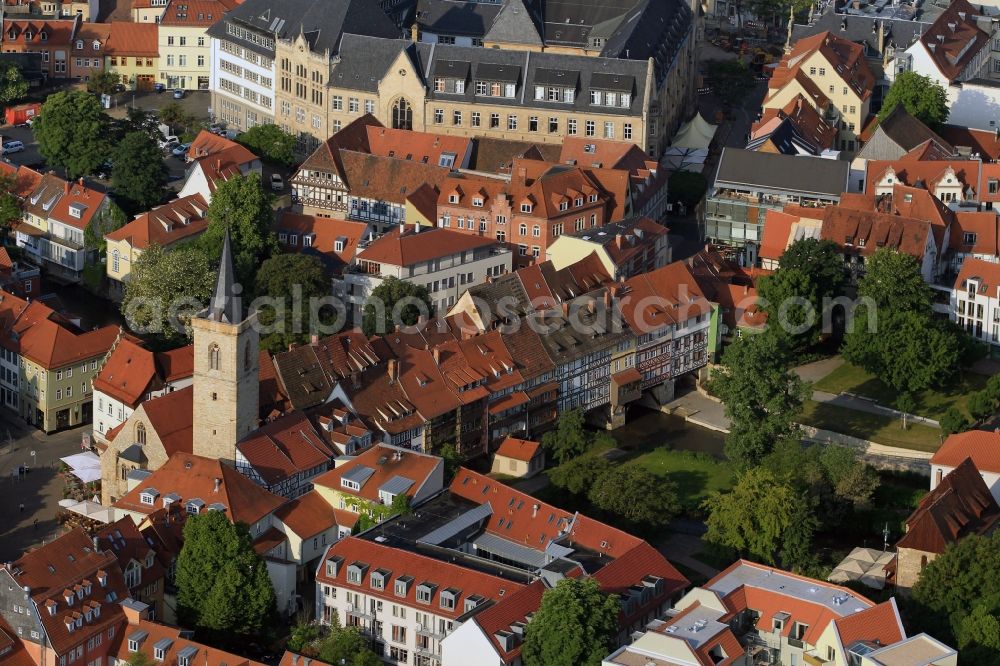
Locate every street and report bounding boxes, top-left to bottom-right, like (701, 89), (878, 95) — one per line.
(0, 411), (93, 562)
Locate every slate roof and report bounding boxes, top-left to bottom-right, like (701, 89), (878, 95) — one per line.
(791, 8), (928, 56)
(415, 0), (503, 37)
(713, 148), (850, 197)
(855, 105), (954, 162)
(482, 0), (542, 46)
(206, 0), (400, 57)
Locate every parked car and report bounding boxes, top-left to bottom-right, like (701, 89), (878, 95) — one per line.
(171, 143), (191, 157)
(154, 83), (166, 93)
(112, 83), (126, 94)
(270, 174), (284, 192)
(172, 89), (185, 99)
(12, 118), (34, 128)
(159, 135), (180, 149)
(1, 140), (25, 154)
(209, 123), (226, 135)
(96, 160), (114, 179)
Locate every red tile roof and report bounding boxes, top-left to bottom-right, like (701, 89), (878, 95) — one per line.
(819, 206), (931, 261)
(768, 31), (875, 102)
(0, 162), (43, 199)
(937, 125), (1000, 160)
(312, 443), (442, 504)
(93, 337), (194, 407)
(953, 256), (1000, 295)
(2, 18), (78, 46)
(13, 302), (119, 369)
(236, 411), (337, 486)
(357, 225), (499, 267)
(105, 194), (209, 250)
(932, 430), (1000, 473)
(952, 212), (999, 256)
(273, 489), (357, 538)
(158, 0), (236, 26)
(897, 458), (1000, 553)
(113, 619), (265, 666)
(94, 517), (165, 593)
(619, 262), (712, 334)
(104, 21), (158, 57)
(49, 178), (107, 231)
(471, 580), (547, 661)
(917, 0), (987, 81)
(833, 599), (904, 649)
(364, 125), (472, 166)
(5, 528), (131, 656)
(114, 453), (287, 525)
(494, 436), (541, 462)
(751, 94), (838, 153)
(137, 385), (194, 457)
(316, 536), (523, 621)
(865, 159), (980, 197)
(275, 212), (367, 274)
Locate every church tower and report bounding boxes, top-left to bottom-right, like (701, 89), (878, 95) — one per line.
(191, 231), (259, 461)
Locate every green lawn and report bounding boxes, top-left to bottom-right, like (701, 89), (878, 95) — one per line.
(798, 400), (943, 452)
(629, 449), (734, 512)
(813, 362), (987, 421)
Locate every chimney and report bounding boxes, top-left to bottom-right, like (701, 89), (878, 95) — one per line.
(387, 358), (398, 382)
(532, 503), (539, 518)
(603, 289), (612, 308)
(213, 478), (221, 493)
(561, 301), (569, 317)
(92, 536), (100, 551)
(64, 181), (71, 195)
(215, 159), (221, 172)
(77, 177), (84, 186)
(432, 347), (440, 364)
(615, 233), (623, 249)
(410, 23), (419, 42)
(928, 42), (936, 51)
(310, 334), (319, 345)
(744, 284), (750, 295)
(418, 314), (427, 326)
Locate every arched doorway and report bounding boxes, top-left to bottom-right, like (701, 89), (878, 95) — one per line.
(391, 98), (413, 130)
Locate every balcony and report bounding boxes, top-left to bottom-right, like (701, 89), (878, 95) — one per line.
(415, 625), (445, 640)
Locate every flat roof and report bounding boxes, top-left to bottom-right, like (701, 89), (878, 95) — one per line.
(708, 562), (871, 617)
(714, 147), (850, 197)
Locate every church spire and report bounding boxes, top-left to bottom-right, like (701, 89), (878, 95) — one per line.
(204, 228), (241, 324)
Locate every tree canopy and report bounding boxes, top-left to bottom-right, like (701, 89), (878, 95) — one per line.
(254, 253), (335, 353)
(122, 244), (215, 344)
(548, 455), (611, 495)
(314, 616), (381, 666)
(237, 124), (296, 165)
(361, 276), (433, 336)
(702, 466), (818, 570)
(87, 70), (120, 96)
(0, 63), (28, 106)
(112, 131), (168, 215)
(34, 91), (111, 179)
(175, 511), (277, 642)
(878, 71), (949, 127)
(201, 173), (278, 288)
(588, 465), (680, 529)
(540, 409), (614, 465)
(0, 172), (23, 234)
(911, 531), (1000, 651)
(856, 248), (933, 312)
(522, 577), (620, 666)
(710, 332), (809, 467)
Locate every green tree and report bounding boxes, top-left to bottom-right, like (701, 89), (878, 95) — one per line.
(175, 511), (277, 641)
(958, 605), (1000, 663)
(125, 652), (155, 666)
(33, 91), (111, 179)
(157, 102), (196, 133)
(201, 173), (278, 287)
(856, 248), (933, 312)
(315, 616), (381, 666)
(361, 276), (433, 336)
(286, 621), (321, 653)
(122, 244), (215, 343)
(87, 70), (120, 96)
(0, 172), (23, 234)
(113, 107), (163, 143)
(818, 445), (879, 510)
(702, 467), (818, 569)
(540, 409), (614, 465)
(668, 171), (707, 210)
(760, 238), (846, 349)
(254, 253), (333, 353)
(0, 63), (28, 106)
(940, 407), (970, 436)
(706, 59), (754, 108)
(987, 373), (1000, 402)
(437, 441), (462, 480)
(588, 465), (680, 529)
(522, 577), (620, 666)
(548, 455), (611, 495)
(711, 332), (809, 467)
(843, 308), (961, 394)
(911, 531), (1000, 645)
(111, 131), (168, 215)
(878, 71), (949, 128)
(968, 391), (997, 423)
(237, 124), (296, 165)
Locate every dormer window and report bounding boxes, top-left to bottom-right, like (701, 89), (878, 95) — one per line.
(39, 31), (47, 41)
(68, 202), (86, 219)
(76, 40), (83, 49)
(574, 197), (583, 207)
(64, 592), (74, 605)
(439, 588), (459, 611)
(326, 556), (342, 578)
(140, 488), (159, 505)
(520, 203), (532, 213)
(472, 197), (483, 207)
(145, 553), (154, 569)
(186, 498), (204, 514)
(93, 41), (100, 51)
(559, 201), (568, 211)
(448, 194), (459, 204)
(346, 562), (369, 585)
(588, 194), (598, 203)
(394, 575), (412, 597)
(47, 603), (57, 616)
(415, 582), (436, 604)
(370, 569), (389, 591)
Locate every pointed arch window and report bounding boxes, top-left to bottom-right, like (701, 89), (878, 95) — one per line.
(135, 422), (146, 446)
(391, 98), (412, 130)
(209, 343), (220, 371)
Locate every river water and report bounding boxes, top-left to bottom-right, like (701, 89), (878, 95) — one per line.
(607, 406), (727, 457)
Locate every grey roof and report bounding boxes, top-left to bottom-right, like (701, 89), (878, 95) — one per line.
(713, 148), (850, 198)
(599, 0), (693, 79)
(415, 0), (503, 37)
(473, 531), (547, 568)
(534, 67), (580, 87)
(330, 37), (651, 116)
(483, 0), (543, 46)
(119, 444), (147, 464)
(207, 0), (400, 57)
(791, 9), (929, 55)
(379, 475), (415, 497)
(537, 301), (631, 364)
(176, 646), (199, 660)
(128, 630), (149, 644)
(417, 501), (493, 546)
(433, 59), (471, 79)
(201, 229), (241, 324)
(187, 498), (205, 508)
(854, 105), (954, 162)
(342, 464), (377, 488)
(153, 638), (174, 653)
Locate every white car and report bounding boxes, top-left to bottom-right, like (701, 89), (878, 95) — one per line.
(270, 174), (284, 191)
(171, 143), (191, 157)
(1, 140), (24, 154)
(159, 135), (179, 149)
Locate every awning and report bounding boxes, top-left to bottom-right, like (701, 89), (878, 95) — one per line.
(611, 367), (643, 385)
(526, 382), (558, 399)
(58, 499), (114, 523)
(61, 452), (102, 484)
(671, 112), (718, 150)
(489, 391), (530, 415)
